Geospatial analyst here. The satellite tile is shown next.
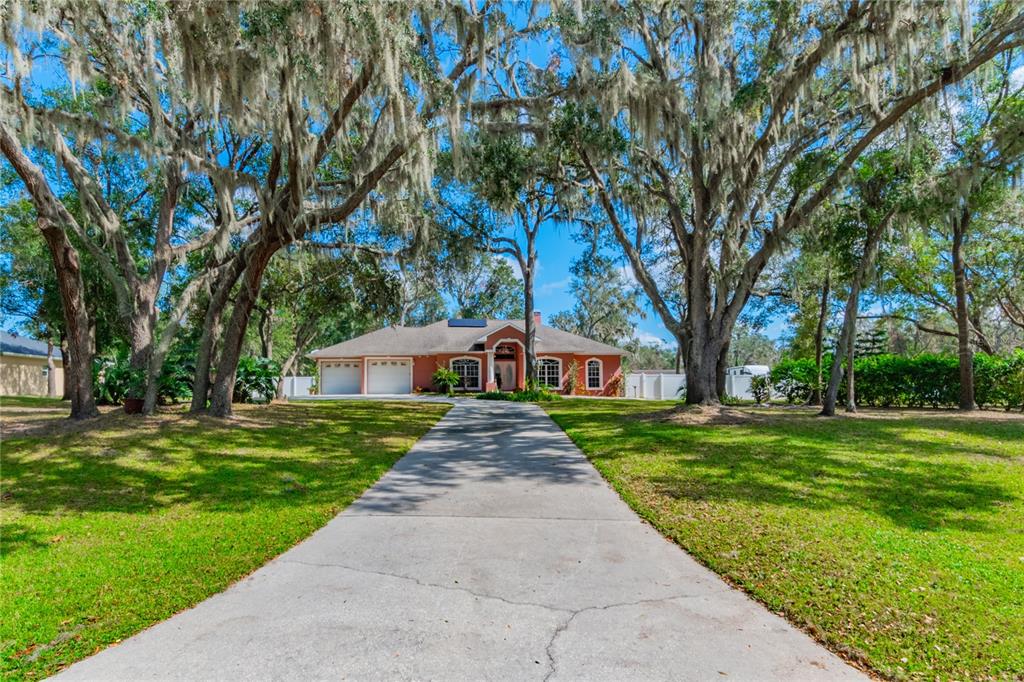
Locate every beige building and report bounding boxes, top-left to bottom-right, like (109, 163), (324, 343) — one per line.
(1, 331), (64, 397)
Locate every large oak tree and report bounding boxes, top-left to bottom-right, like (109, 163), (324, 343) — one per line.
(556, 0), (1024, 404)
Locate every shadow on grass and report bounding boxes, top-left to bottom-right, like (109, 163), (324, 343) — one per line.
(0, 402), (448, 553)
(548, 401), (1022, 533)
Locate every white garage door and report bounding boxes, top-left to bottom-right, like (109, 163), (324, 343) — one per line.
(367, 359), (411, 394)
(321, 361), (361, 394)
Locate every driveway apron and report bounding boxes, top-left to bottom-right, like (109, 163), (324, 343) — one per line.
(55, 400), (866, 681)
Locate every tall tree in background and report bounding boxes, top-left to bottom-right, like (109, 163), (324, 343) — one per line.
(3, 1), (525, 417)
(253, 249), (400, 399)
(558, 1), (1024, 405)
(877, 58), (1024, 409)
(446, 254), (524, 320)
(820, 148), (928, 416)
(469, 133), (576, 384)
(549, 244), (641, 346)
(931, 65), (1023, 410)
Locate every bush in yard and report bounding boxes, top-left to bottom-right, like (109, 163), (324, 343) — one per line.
(93, 352), (145, 404)
(853, 354), (958, 408)
(94, 348), (195, 406)
(233, 357), (280, 404)
(852, 354), (907, 407)
(770, 358), (819, 404)
(157, 346), (195, 404)
(432, 367), (461, 396)
(565, 359), (581, 395)
(844, 352), (1024, 410)
(477, 388), (562, 402)
(972, 353), (1005, 409)
(992, 350), (1024, 411)
(750, 375), (771, 405)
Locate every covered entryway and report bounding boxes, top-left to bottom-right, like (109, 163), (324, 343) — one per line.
(321, 361), (361, 394)
(367, 359), (412, 394)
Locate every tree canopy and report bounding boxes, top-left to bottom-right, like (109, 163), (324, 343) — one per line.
(2, 0), (1022, 415)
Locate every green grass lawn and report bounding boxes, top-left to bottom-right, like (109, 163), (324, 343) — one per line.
(544, 400), (1024, 680)
(1, 396), (69, 409)
(1, 400), (448, 680)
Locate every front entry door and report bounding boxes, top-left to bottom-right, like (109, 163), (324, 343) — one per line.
(495, 360), (516, 391)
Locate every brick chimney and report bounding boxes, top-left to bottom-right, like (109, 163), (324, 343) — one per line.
(533, 311), (542, 326)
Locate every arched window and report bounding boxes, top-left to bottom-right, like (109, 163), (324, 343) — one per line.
(586, 359), (602, 389)
(451, 358), (481, 390)
(537, 357), (562, 389)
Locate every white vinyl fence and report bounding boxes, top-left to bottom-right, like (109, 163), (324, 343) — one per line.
(723, 365), (770, 401)
(280, 375), (314, 398)
(626, 365), (772, 401)
(625, 372), (686, 400)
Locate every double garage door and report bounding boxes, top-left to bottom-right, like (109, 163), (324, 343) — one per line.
(320, 359), (411, 394)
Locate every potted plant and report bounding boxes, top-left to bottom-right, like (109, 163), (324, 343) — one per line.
(432, 367), (461, 396)
(123, 368), (147, 414)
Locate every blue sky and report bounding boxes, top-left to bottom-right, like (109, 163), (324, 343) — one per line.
(523, 228), (677, 346)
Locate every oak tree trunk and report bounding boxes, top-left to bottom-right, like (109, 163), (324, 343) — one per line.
(716, 341), (730, 399)
(809, 271), (831, 405)
(190, 257), (246, 412)
(39, 219), (99, 419)
(208, 243), (278, 416)
(952, 208), (976, 411)
(684, 333), (726, 406)
(46, 340), (57, 398)
(258, 306), (274, 359)
(60, 335), (71, 400)
(523, 266), (535, 387)
(822, 217), (888, 416)
(845, 326), (857, 413)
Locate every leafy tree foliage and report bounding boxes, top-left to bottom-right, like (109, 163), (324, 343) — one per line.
(549, 246), (641, 346)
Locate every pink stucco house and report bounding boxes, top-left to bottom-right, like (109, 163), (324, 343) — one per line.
(309, 313), (625, 396)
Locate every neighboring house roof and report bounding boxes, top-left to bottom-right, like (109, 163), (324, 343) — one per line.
(309, 319), (626, 358)
(0, 331), (62, 360)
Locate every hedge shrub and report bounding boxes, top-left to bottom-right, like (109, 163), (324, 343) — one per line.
(233, 356), (280, 404)
(476, 388), (562, 402)
(771, 351), (1024, 410)
(94, 349), (194, 405)
(770, 358), (820, 404)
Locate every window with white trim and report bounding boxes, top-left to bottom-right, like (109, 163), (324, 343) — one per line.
(451, 358), (481, 389)
(586, 360), (602, 389)
(537, 358), (561, 388)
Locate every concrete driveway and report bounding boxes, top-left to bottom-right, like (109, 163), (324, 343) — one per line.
(55, 400), (865, 681)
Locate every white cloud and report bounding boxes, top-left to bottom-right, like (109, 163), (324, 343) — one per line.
(538, 277), (571, 295)
(633, 328), (671, 348)
(495, 254), (542, 281)
(497, 255), (524, 281)
(1011, 65), (1024, 90)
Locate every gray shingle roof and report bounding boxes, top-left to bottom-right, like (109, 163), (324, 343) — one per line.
(309, 319), (625, 358)
(0, 331), (62, 359)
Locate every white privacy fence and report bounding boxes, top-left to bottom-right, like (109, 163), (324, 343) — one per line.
(625, 372), (686, 400)
(723, 365), (770, 401)
(626, 365), (771, 401)
(280, 375), (314, 397)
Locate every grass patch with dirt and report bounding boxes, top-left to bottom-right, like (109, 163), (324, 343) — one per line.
(1, 400), (448, 679)
(543, 400), (1024, 680)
